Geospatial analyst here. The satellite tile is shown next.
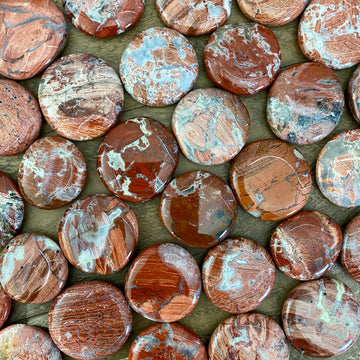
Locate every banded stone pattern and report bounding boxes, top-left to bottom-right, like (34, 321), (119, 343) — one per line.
(349, 64), (360, 125)
(0, 286), (11, 329)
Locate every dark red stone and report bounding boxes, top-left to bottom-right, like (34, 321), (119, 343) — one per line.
(0, 286), (11, 329)
(282, 277), (360, 358)
(48, 280), (132, 360)
(202, 238), (276, 313)
(348, 64), (360, 125)
(125, 243), (201, 322)
(97, 117), (179, 202)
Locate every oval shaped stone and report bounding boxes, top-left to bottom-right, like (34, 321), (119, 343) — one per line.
(0, 286), (11, 329)
(348, 64), (360, 125)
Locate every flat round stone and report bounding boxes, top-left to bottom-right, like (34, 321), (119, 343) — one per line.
(63, 0), (144, 37)
(0, 286), (11, 329)
(155, 0), (230, 35)
(230, 139), (312, 221)
(97, 117), (179, 202)
(129, 322), (207, 360)
(348, 64), (360, 125)
(0, 233), (68, 304)
(0, 324), (61, 360)
(39, 53), (124, 141)
(0, 0), (67, 80)
(316, 129), (360, 207)
(341, 214), (360, 282)
(270, 211), (342, 281)
(267, 62), (344, 145)
(172, 88), (250, 165)
(0, 80), (42, 156)
(59, 194), (138, 275)
(282, 277), (360, 357)
(48, 280), (131, 360)
(18, 136), (87, 209)
(159, 170), (238, 248)
(203, 238), (275, 313)
(0, 172), (24, 251)
(209, 313), (289, 360)
(125, 243), (201, 322)
(298, 0), (360, 69)
(237, 0), (309, 26)
(119, 27), (198, 106)
(204, 23), (281, 95)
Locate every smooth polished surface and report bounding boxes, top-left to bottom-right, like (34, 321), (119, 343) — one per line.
(125, 243), (201, 322)
(59, 195), (138, 275)
(97, 117), (179, 202)
(48, 280), (132, 360)
(282, 278), (360, 358)
(270, 211), (342, 280)
(119, 27), (198, 106)
(172, 88), (250, 165)
(230, 139), (312, 221)
(267, 62), (344, 145)
(0, 286), (11, 329)
(204, 23), (281, 95)
(202, 238), (275, 313)
(39, 53), (124, 141)
(159, 171), (238, 248)
(349, 64), (360, 125)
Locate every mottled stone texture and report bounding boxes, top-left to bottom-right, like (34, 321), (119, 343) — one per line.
(348, 64), (360, 125)
(0, 286), (11, 329)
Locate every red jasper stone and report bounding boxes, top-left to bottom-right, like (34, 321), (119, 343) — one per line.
(341, 214), (360, 283)
(0, 324), (61, 360)
(172, 88), (250, 165)
(0, 80), (42, 157)
(119, 27), (198, 106)
(267, 62), (344, 145)
(0, 286), (11, 329)
(237, 0), (309, 26)
(316, 129), (360, 208)
(270, 211), (342, 281)
(63, 0), (144, 37)
(204, 23), (281, 95)
(49, 280), (131, 360)
(129, 322), (207, 360)
(18, 136), (87, 210)
(0, 233), (68, 304)
(125, 243), (201, 322)
(202, 238), (275, 313)
(38, 53), (124, 141)
(159, 171), (238, 248)
(230, 139), (312, 221)
(298, 0), (360, 69)
(0, 172), (24, 251)
(282, 278), (360, 358)
(0, 0), (67, 80)
(348, 64), (360, 125)
(97, 117), (179, 202)
(208, 313), (289, 360)
(59, 194), (138, 275)
(155, 0), (231, 35)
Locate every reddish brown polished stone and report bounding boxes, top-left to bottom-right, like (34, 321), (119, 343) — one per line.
(298, 0), (360, 69)
(208, 313), (289, 360)
(0, 172), (24, 251)
(341, 214), (360, 283)
(63, 0), (144, 37)
(267, 62), (344, 145)
(204, 23), (281, 95)
(348, 64), (360, 125)
(0, 324), (61, 360)
(172, 88), (250, 165)
(203, 238), (275, 313)
(59, 194), (138, 275)
(119, 27), (198, 106)
(230, 139), (312, 221)
(0, 79), (42, 157)
(39, 53), (124, 141)
(18, 136), (87, 209)
(0, 0), (67, 80)
(0, 286), (11, 329)
(159, 171), (238, 248)
(97, 117), (179, 202)
(0, 233), (68, 304)
(49, 280), (131, 360)
(271, 211), (342, 281)
(129, 322), (207, 360)
(125, 243), (201, 322)
(282, 278), (360, 358)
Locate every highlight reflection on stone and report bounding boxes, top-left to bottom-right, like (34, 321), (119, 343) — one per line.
(348, 64), (360, 125)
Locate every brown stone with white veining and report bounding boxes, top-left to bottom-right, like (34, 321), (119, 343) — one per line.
(0, 286), (11, 329)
